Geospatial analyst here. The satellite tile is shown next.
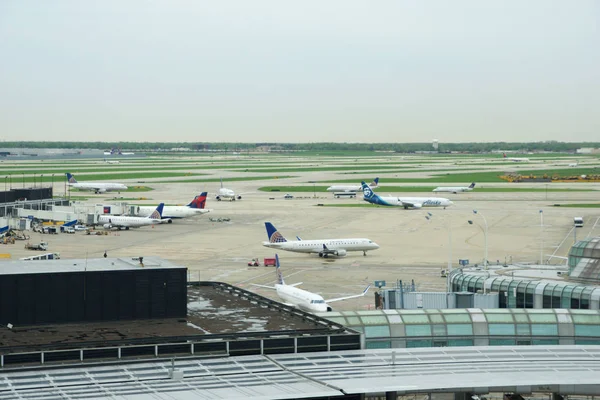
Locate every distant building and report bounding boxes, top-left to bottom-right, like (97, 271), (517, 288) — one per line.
(577, 148), (600, 154)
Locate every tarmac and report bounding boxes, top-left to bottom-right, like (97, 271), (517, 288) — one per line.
(4, 155), (600, 313)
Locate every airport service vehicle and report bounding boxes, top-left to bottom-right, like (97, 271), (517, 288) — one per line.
(74, 225), (88, 231)
(262, 222), (379, 257)
(253, 254), (370, 313)
(327, 177), (379, 193)
(361, 182), (453, 210)
(263, 257), (277, 266)
(284, 194), (294, 199)
(66, 173), (128, 194)
(216, 178), (241, 201)
(25, 242), (48, 251)
(248, 258), (260, 267)
(574, 217), (584, 228)
(98, 203), (165, 230)
(333, 192), (358, 199)
(137, 192), (210, 219)
(433, 183), (476, 194)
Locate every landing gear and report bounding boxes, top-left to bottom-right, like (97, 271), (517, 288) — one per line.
(363, 251), (367, 256)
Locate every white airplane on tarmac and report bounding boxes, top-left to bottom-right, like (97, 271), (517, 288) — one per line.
(262, 222), (379, 257)
(253, 254), (371, 313)
(136, 192), (211, 219)
(327, 177), (379, 193)
(361, 182), (453, 209)
(433, 183), (475, 193)
(216, 178), (242, 201)
(98, 203), (166, 230)
(66, 173), (128, 194)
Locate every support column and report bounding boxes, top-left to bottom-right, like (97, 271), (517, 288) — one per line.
(385, 391), (397, 400)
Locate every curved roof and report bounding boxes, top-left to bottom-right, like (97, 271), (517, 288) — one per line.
(569, 237), (600, 281)
(3, 346), (600, 399)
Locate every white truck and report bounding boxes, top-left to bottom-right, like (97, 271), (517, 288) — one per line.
(574, 217), (584, 227)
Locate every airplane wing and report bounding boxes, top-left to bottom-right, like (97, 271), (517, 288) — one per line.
(325, 285), (371, 304)
(252, 284), (276, 290)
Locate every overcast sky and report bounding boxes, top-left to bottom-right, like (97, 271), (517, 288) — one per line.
(1, 1), (598, 143)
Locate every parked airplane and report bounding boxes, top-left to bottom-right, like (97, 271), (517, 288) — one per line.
(216, 178), (241, 201)
(136, 192), (211, 219)
(569, 162), (578, 167)
(503, 153), (530, 162)
(361, 182), (453, 209)
(104, 148), (134, 156)
(98, 203), (165, 230)
(327, 177), (379, 193)
(253, 254), (371, 312)
(433, 183), (475, 194)
(66, 173), (128, 194)
(262, 222), (379, 257)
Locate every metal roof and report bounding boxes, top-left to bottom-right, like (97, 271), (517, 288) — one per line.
(0, 256), (182, 275)
(2, 345), (600, 399)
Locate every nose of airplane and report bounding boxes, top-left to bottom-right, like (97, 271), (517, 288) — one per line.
(372, 242), (380, 249)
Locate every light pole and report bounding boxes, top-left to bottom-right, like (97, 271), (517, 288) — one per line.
(426, 212), (452, 291)
(539, 210), (544, 265)
(471, 209), (488, 269)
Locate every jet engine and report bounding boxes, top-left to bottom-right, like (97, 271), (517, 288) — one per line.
(236, 195), (242, 200)
(103, 223), (112, 229)
(95, 188), (107, 194)
(216, 195), (222, 201)
(318, 249), (347, 258)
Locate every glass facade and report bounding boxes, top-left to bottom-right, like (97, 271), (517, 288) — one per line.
(451, 273), (600, 310)
(568, 237), (600, 281)
(318, 309), (600, 349)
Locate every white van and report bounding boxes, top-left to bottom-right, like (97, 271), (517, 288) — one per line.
(574, 217), (584, 227)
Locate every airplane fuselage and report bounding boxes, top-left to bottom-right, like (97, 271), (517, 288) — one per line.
(365, 195), (453, 209)
(263, 238), (379, 255)
(69, 182), (128, 193)
(98, 215), (160, 229)
(275, 284), (329, 313)
(432, 187), (472, 193)
(137, 206), (209, 219)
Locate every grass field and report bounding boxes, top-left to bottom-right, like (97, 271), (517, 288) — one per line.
(259, 186), (596, 193)
(553, 204), (600, 208)
(153, 176), (296, 184)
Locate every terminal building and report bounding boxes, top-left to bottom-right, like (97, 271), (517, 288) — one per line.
(2, 255), (600, 399)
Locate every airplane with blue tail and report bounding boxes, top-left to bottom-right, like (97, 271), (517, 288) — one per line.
(66, 173), (128, 194)
(262, 222), (379, 257)
(98, 203), (166, 230)
(361, 181), (453, 209)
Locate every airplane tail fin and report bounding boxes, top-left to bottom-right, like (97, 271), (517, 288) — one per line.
(275, 254), (285, 285)
(469, 183), (476, 189)
(148, 203), (164, 219)
(66, 173), (77, 184)
(265, 222), (287, 243)
(187, 192), (208, 209)
(62, 219), (77, 227)
(361, 181), (377, 201)
(369, 177), (379, 187)
(220, 178), (224, 189)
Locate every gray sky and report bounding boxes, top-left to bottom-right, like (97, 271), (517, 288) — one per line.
(1, 1), (598, 143)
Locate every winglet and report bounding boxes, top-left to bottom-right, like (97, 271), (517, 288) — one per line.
(362, 284), (371, 295)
